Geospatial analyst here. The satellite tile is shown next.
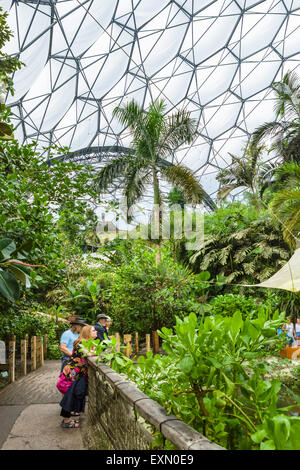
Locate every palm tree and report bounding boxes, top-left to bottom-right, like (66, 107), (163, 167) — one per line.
(95, 99), (207, 261)
(268, 162), (300, 248)
(251, 70), (300, 163)
(216, 143), (272, 207)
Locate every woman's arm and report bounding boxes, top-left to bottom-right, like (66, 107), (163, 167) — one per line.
(59, 343), (72, 357)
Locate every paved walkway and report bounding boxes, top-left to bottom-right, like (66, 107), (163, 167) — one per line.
(0, 361), (87, 450)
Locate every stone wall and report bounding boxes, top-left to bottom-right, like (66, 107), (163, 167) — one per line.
(86, 357), (224, 450)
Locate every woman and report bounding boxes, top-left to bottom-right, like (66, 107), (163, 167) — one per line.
(294, 318), (300, 347)
(59, 325), (98, 428)
(282, 317), (296, 347)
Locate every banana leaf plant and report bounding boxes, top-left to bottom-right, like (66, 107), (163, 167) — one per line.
(0, 238), (43, 302)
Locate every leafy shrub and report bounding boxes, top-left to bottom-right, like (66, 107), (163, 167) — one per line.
(209, 293), (281, 321)
(92, 242), (211, 336)
(91, 311), (299, 450)
(0, 310), (66, 359)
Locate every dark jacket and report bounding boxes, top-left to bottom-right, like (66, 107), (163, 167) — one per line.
(94, 322), (109, 342)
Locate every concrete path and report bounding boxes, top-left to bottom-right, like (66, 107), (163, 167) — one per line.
(0, 360), (87, 450)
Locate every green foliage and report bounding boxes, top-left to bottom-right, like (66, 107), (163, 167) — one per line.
(90, 241), (211, 335)
(0, 237), (42, 302)
(96, 99), (205, 227)
(251, 70), (300, 164)
(0, 135), (100, 297)
(209, 293), (281, 321)
(216, 142), (267, 204)
(189, 202), (291, 286)
(0, 7), (23, 96)
(0, 305), (67, 360)
(61, 276), (111, 323)
(268, 161), (300, 248)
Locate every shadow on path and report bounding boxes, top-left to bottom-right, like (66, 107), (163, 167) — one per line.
(0, 360), (87, 450)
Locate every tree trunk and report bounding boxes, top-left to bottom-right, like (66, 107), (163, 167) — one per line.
(152, 167), (162, 265)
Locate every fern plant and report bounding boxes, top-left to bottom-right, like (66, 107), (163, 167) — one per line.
(189, 215), (291, 286)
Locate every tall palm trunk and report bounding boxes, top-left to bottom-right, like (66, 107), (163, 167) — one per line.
(152, 167), (162, 265)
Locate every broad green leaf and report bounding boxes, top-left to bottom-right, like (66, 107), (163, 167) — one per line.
(0, 269), (20, 302)
(228, 311), (243, 344)
(179, 356), (194, 374)
(260, 440), (276, 450)
(0, 238), (16, 260)
(251, 429), (267, 444)
(272, 415), (290, 450)
(7, 264), (31, 288)
(261, 328), (276, 338)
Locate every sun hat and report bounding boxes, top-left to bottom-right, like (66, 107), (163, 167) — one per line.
(97, 313), (109, 321)
(70, 317), (88, 326)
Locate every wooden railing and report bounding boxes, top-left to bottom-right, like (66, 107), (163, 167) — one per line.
(115, 331), (160, 358)
(5, 334), (47, 383)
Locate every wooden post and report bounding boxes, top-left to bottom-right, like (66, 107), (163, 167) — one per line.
(135, 332), (139, 355)
(123, 334), (132, 358)
(40, 336), (44, 367)
(36, 337), (40, 368)
(43, 334), (47, 360)
(8, 336), (16, 383)
(145, 334), (151, 353)
(31, 336), (36, 371)
(115, 332), (120, 353)
(21, 338), (27, 376)
(153, 331), (159, 354)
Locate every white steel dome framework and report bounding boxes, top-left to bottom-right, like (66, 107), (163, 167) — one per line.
(3, 0), (300, 203)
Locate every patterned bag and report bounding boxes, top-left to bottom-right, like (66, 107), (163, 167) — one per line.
(56, 372), (74, 395)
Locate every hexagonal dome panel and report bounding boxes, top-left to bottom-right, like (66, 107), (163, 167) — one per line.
(2, 0), (300, 201)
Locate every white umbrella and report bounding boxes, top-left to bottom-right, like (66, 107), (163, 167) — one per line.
(242, 248), (300, 293)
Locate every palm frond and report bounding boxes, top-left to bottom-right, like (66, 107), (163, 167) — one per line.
(95, 154), (133, 192)
(124, 166), (152, 221)
(113, 100), (144, 129)
(113, 100), (155, 159)
(272, 71), (300, 119)
(218, 245), (232, 265)
(217, 184), (239, 200)
(251, 121), (285, 148)
(159, 109), (197, 156)
(161, 164), (205, 205)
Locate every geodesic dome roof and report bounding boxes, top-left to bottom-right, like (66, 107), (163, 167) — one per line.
(3, 0), (300, 201)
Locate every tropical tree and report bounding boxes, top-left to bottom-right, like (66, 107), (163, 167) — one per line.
(268, 161), (300, 248)
(216, 143), (277, 207)
(0, 7), (23, 141)
(95, 99), (208, 261)
(0, 7), (22, 97)
(0, 238), (42, 302)
(251, 70), (300, 163)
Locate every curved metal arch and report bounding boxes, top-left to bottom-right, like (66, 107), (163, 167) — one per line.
(48, 145), (216, 211)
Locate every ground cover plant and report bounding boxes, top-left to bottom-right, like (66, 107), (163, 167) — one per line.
(86, 310), (300, 450)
